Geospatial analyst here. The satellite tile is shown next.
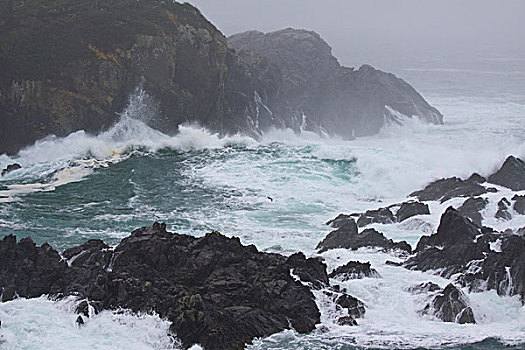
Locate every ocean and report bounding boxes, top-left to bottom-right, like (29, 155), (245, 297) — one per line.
(0, 54), (524, 349)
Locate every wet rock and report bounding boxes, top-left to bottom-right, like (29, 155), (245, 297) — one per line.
(318, 226), (411, 254)
(409, 177), (490, 203)
(0, 224), (336, 349)
(335, 294), (366, 320)
(385, 260), (403, 267)
(407, 282), (441, 294)
(336, 315), (358, 326)
(316, 218), (358, 253)
(329, 261), (380, 281)
(512, 195), (525, 215)
(1, 163), (21, 176)
(488, 156), (525, 191)
(395, 201), (430, 222)
(76, 315), (84, 325)
(75, 300), (102, 317)
(286, 252), (329, 289)
(468, 173), (486, 183)
(457, 197), (488, 227)
(495, 198), (512, 220)
(356, 207), (395, 227)
(414, 207), (479, 253)
(326, 214), (353, 228)
(423, 284), (476, 324)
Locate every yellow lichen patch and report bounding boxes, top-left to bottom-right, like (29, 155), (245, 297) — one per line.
(165, 10), (176, 24)
(87, 43), (121, 67)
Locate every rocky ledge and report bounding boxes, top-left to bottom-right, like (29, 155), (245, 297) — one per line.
(0, 223), (365, 349)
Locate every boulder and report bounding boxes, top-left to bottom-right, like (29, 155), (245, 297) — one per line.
(512, 195), (525, 215)
(410, 177), (491, 203)
(329, 261), (380, 281)
(406, 282), (441, 294)
(326, 214), (353, 228)
(316, 218), (358, 253)
(457, 197), (488, 227)
(357, 207), (395, 227)
(495, 198), (512, 220)
(1, 163), (21, 176)
(488, 156), (525, 191)
(335, 294), (366, 321)
(423, 284), (476, 324)
(396, 201), (430, 222)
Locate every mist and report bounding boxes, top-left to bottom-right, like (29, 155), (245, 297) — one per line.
(188, 0), (525, 70)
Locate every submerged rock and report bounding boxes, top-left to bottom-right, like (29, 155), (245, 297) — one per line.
(406, 282), (441, 294)
(1, 163), (21, 176)
(423, 284), (476, 324)
(488, 156), (525, 191)
(329, 261), (380, 281)
(0, 223), (351, 349)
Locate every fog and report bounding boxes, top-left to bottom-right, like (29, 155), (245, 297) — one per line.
(187, 0), (525, 70)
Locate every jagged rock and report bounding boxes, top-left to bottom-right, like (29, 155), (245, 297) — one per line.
(229, 29), (442, 140)
(457, 197), (488, 227)
(468, 173), (486, 183)
(76, 315), (84, 325)
(406, 282), (441, 294)
(335, 294), (366, 320)
(410, 177), (491, 203)
(0, 224), (337, 349)
(406, 208), (525, 302)
(495, 198), (512, 220)
(336, 315), (358, 326)
(414, 207), (479, 253)
(512, 195), (525, 215)
(1, 163), (21, 176)
(326, 214), (352, 228)
(329, 261), (380, 281)
(396, 201), (430, 222)
(317, 225), (411, 254)
(356, 207), (395, 227)
(286, 252), (329, 289)
(488, 156), (525, 191)
(316, 218), (358, 253)
(423, 284), (476, 324)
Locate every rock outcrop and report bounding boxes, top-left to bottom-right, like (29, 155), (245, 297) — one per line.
(422, 284), (476, 324)
(329, 261), (380, 281)
(0, 223), (361, 349)
(0, 6), (443, 155)
(488, 156), (525, 191)
(228, 29), (443, 139)
(405, 208), (525, 302)
(1, 163), (21, 176)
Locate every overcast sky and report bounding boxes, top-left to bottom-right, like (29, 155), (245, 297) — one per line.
(187, 0), (525, 69)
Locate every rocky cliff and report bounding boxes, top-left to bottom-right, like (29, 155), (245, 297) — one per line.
(228, 29), (443, 138)
(0, 1), (442, 155)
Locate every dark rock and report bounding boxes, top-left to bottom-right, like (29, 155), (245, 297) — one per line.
(468, 173), (486, 183)
(0, 224), (339, 349)
(76, 315), (84, 325)
(410, 177), (489, 203)
(336, 315), (358, 326)
(326, 214), (352, 228)
(512, 195), (525, 215)
(495, 198), (512, 220)
(1, 163), (21, 176)
(318, 226), (411, 254)
(488, 156), (525, 191)
(423, 284), (476, 324)
(316, 218), (358, 253)
(457, 197), (488, 227)
(396, 201), (430, 222)
(335, 294), (366, 320)
(357, 207), (395, 227)
(406, 282), (441, 294)
(385, 260), (403, 267)
(329, 261), (380, 281)
(229, 29), (442, 141)
(286, 252), (329, 288)
(75, 300), (102, 317)
(414, 207), (479, 253)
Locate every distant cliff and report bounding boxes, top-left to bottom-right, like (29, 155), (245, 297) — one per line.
(228, 29), (443, 138)
(0, 1), (442, 155)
